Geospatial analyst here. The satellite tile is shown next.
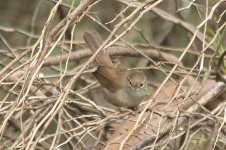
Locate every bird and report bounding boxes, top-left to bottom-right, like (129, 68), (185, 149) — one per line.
(83, 30), (147, 108)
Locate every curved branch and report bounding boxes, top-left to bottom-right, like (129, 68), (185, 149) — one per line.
(43, 47), (183, 67)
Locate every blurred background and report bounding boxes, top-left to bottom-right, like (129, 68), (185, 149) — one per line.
(0, 0), (226, 149)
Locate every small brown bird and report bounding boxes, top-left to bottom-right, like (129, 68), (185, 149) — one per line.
(83, 30), (147, 108)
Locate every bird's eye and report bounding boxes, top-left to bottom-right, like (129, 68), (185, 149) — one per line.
(140, 83), (144, 87)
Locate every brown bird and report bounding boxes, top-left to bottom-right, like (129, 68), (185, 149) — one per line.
(83, 30), (147, 108)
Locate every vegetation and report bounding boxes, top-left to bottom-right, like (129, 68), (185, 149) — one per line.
(0, 0), (226, 149)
